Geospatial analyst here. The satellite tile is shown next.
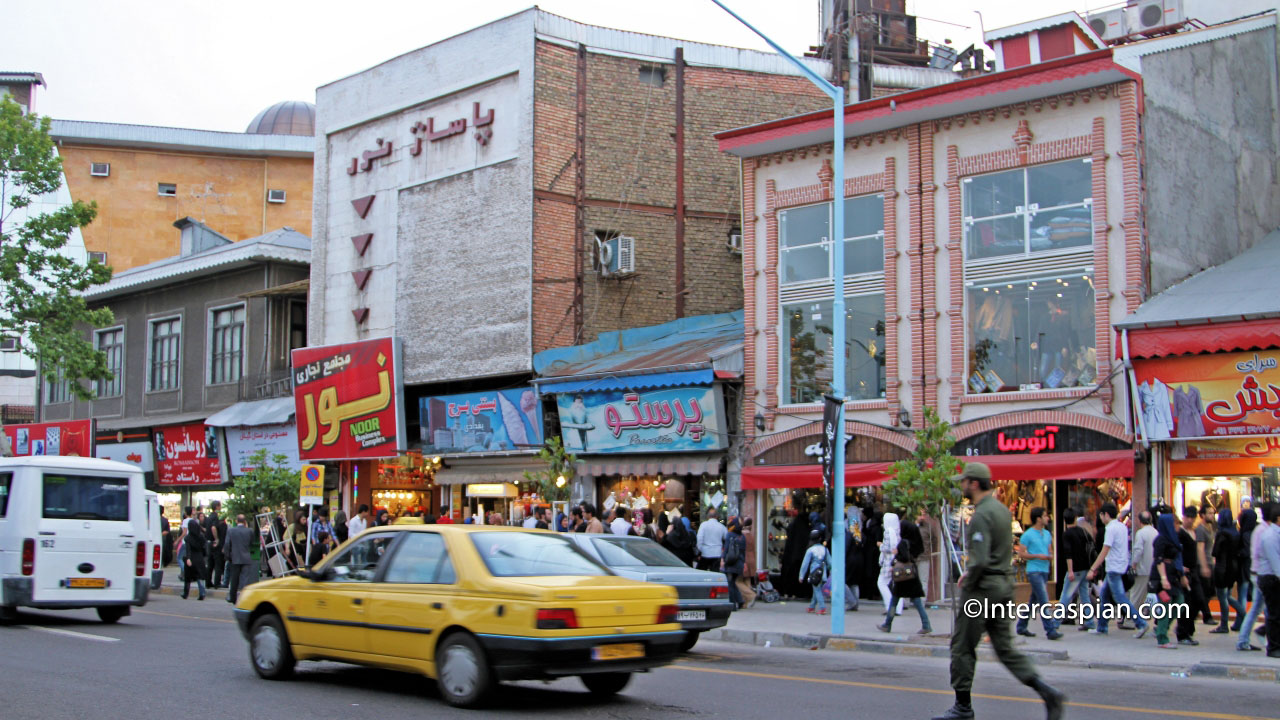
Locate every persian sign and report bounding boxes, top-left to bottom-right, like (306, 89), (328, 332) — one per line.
(419, 388), (543, 455)
(1, 420), (93, 457)
(555, 385), (726, 454)
(155, 423), (221, 486)
(225, 423), (302, 475)
(1133, 351), (1280, 439)
(94, 441), (155, 472)
(291, 337), (406, 461)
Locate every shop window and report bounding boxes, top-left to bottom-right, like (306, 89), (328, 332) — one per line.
(963, 158), (1092, 261)
(782, 294), (886, 404)
(96, 326), (124, 397)
(965, 271), (1095, 393)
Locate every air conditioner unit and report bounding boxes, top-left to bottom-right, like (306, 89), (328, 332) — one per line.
(727, 234), (743, 254)
(88, 251), (108, 265)
(0, 336), (18, 352)
(267, 189), (287, 204)
(1129, 0), (1183, 33)
(90, 162), (110, 177)
(596, 235), (636, 277)
(1086, 7), (1128, 42)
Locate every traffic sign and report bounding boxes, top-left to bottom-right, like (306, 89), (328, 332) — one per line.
(300, 464), (324, 505)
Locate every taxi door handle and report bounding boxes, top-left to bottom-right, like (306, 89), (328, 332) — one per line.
(352, 598), (363, 605)
(431, 602), (444, 610)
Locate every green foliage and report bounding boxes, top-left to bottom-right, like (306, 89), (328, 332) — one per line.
(882, 406), (962, 520)
(522, 435), (576, 502)
(0, 95), (113, 401)
(225, 448), (302, 521)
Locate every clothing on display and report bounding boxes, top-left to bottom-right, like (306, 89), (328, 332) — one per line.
(1138, 379), (1175, 440)
(1173, 385), (1207, 438)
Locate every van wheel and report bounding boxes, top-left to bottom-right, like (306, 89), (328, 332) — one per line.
(581, 671), (631, 695)
(96, 607), (129, 624)
(0, 606), (17, 624)
(249, 614), (295, 680)
(679, 631), (700, 652)
(435, 632), (492, 708)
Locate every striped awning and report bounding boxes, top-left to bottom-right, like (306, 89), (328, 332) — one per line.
(576, 454), (723, 478)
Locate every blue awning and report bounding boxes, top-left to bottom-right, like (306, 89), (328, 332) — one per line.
(537, 368), (713, 395)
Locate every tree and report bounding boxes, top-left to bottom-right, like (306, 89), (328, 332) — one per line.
(225, 449), (301, 521)
(522, 436), (576, 502)
(0, 95), (113, 403)
(881, 406), (963, 521)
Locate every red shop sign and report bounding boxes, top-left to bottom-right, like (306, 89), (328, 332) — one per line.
(156, 423), (222, 486)
(1, 419), (94, 457)
(291, 337), (405, 462)
(996, 425), (1059, 454)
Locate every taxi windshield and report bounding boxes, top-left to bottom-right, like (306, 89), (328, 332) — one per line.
(471, 532), (608, 577)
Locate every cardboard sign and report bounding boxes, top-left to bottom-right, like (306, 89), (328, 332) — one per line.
(291, 337), (406, 461)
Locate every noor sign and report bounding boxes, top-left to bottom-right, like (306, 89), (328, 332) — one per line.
(292, 337), (406, 461)
(1133, 351), (1280, 439)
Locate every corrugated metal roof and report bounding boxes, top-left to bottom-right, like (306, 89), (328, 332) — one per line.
(533, 310), (744, 382)
(205, 398), (296, 427)
(538, 369), (714, 394)
(85, 228), (311, 300)
(50, 119), (313, 157)
(0, 72), (45, 86)
(1115, 228), (1280, 329)
(984, 12), (1104, 46)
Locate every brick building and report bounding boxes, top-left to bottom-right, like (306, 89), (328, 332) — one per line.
(716, 11), (1279, 595)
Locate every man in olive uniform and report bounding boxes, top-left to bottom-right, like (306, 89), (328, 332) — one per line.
(933, 463), (1066, 720)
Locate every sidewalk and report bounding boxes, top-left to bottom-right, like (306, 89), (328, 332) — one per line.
(706, 596), (1280, 684)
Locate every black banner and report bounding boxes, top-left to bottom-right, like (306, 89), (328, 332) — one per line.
(820, 394), (842, 493)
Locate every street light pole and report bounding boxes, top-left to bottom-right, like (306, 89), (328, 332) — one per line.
(710, 0), (848, 635)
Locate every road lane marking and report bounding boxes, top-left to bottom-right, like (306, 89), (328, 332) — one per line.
(28, 626), (119, 643)
(669, 665), (1276, 720)
(135, 609), (236, 624)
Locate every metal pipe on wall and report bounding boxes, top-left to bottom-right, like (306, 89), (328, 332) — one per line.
(574, 43), (588, 344)
(675, 47), (686, 319)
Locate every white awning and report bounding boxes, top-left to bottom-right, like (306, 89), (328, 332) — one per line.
(205, 398), (296, 427)
(576, 454), (723, 478)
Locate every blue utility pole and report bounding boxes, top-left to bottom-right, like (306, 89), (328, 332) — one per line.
(711, 0), (847, 635)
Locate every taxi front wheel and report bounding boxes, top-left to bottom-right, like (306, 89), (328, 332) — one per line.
(249, 614), (296, 680)
(580, 671), (632, 695)
(436, 632), (492, 708)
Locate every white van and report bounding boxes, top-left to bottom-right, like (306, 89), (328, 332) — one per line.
(144, 490), (164, 590)
(0, 456), (151, 623)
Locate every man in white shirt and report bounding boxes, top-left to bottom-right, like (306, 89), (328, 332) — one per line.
(1130, 510), (1158, 612)
(695, 507), (727, 572)
(609, 507), (632, 536)
(347, 504), (370, 537)
(1088, 503), (1149, 636)
(522, 511), (538, 529)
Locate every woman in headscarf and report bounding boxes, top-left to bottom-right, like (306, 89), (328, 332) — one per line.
(861, 504), (883, 601)
(877, 512), (902, 615)
(1211, 508), (1245, 633)
(1150, 512), (1188, 649)
(878, 512), (931, 635)
(779, 509), (813, 599)
(1236, 508), (1259, 635)
(722, 517), (747, 610)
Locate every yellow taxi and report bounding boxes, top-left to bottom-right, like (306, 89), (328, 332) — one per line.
(233, 525), (683, 707)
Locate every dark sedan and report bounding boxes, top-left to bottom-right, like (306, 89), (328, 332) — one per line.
(565, 534), (733, 651)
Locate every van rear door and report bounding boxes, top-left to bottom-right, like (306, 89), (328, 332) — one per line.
(33, 471), (138, 604)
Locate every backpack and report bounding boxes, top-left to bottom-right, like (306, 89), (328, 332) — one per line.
(807, 549), (827, 586)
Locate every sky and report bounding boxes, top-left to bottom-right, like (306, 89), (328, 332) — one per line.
(7, 0), (1109, 133)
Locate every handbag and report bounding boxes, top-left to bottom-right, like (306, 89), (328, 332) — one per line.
(891, 560), (918, 582)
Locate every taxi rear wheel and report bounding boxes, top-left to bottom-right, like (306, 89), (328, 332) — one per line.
(436, 632), (492, 708)
(580, 671), (632, 696)
(96, 606), (129, 624)
(249, 614), (295, 680)
(679, 631), (700, 652)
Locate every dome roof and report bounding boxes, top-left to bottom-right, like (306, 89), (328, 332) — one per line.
(245, 101), (315, 136)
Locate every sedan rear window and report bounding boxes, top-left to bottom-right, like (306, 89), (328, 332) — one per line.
(471, 532), (607, 577)
(42, 474), (130, 521)
(592, 537), (688, 567)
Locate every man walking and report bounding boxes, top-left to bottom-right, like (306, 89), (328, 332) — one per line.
(1257, 502), (1280, 658)
(1131, 510), (1158, 614)
(1238, 507), (1268, 651)
(1087, 503), (1149, 637)
(582, 502), (605, 533)
(933, 463), (1064, 720)
(1015, 507), (1062, 640)
(1175, 511), (1204, 645)
(348, 504), (370, 537)
(696, 507), (727, 572)
(204, 500), (226, 589)
(224, 514), (256, 604)
(1058, 507), (1095, 631)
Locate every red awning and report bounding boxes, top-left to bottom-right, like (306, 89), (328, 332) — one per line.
(1122, 318), (1280, 359)
(740, 450), (1133, 490)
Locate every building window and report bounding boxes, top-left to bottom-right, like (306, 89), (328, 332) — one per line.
(45, 367), (71, 405)
(963, 157), (1096, 394)
(96, 327), (124, 397)
(149, 317), (181, 391)
(157, 183), (177, 197)
(638, 66), (665, 87)
(289, 300), (307, 352)
(209, 305), (245, 385)
(0, 335), (17, 352)
(778, 194), (886, 403)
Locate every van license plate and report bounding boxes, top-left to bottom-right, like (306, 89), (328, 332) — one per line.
(591, 643), (644, 661)
(676, 610), (706, 621)
(68, 578), (107, 589)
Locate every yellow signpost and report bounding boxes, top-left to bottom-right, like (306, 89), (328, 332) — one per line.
(300, 464), (325, 506)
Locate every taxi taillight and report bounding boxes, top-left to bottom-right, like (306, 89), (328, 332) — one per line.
(136, 541), (146, 576)
(536, 608), (579, 629)
(708, 585), (730, 599)
(21, 538), (35, 576)
(152, 543), (161, 570)
(657, 604), (679, 624)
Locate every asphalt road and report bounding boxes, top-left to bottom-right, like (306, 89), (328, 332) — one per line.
(0, 594), (1276, 720)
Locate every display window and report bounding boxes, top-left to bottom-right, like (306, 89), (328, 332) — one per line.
(1171, 475), (1277, 518)
(782, 296), (886, 403)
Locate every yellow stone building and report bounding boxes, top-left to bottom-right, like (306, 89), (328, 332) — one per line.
(52, 101), (314, 271)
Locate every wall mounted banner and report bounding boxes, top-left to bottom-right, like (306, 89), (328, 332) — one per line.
(94, 441), (155, 472)
(820, 394), (842, 492)
(419, 388), (543, 455)
(155, 423), (222, 486)
(1133, 351), (1280, 439)
(1, 419), (94, 458)
(291, 337), (406, 461)
(556, 385), (726, 454)
(225, 423), (302, 475)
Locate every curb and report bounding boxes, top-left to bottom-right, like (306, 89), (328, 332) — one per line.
(155, 584), (229, 601)
(703, 629), (1280, 684)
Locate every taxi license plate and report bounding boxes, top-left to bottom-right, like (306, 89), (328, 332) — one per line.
(68, 577), (107, 589)
(591, 643), (644, 661)
(676, 610), (706, 621)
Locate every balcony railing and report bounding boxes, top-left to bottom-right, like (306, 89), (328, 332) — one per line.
(239, 369), (294, 401)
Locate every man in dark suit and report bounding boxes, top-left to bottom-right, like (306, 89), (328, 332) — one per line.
(224, 514), (257, 604)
